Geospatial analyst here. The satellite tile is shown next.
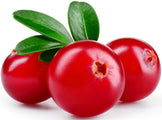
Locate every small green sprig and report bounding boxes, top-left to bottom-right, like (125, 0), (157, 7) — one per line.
(13, 1), (100, 62)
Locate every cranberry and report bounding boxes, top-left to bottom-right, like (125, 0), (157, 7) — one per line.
(48, 40), (125, 117)
(107, 38), (161, 102)
(1, 50), (50, 104)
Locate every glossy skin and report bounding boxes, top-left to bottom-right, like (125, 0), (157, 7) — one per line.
(1, 51), (50, 104)
(107, 38), (161, 102)
(48, 40), (125, 117)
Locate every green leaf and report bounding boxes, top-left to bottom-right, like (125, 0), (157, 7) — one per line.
(39, 48), (60, 62)
(13, 10), (73, 44)
(68, 1), (99, 41)
(16, 35), (64, 55)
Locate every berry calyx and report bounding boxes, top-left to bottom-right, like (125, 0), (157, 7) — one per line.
(143, 48), (157, 67)
(12, 49), (16, 53)
(93, 61), (108, 78)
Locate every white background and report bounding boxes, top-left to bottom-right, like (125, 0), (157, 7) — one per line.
(0, 0), (162, 120)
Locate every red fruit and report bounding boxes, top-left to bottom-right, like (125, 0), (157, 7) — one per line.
(48, 40), (125, 117)
(1, 50), (50, 104)
(107, 38), (161, 102)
